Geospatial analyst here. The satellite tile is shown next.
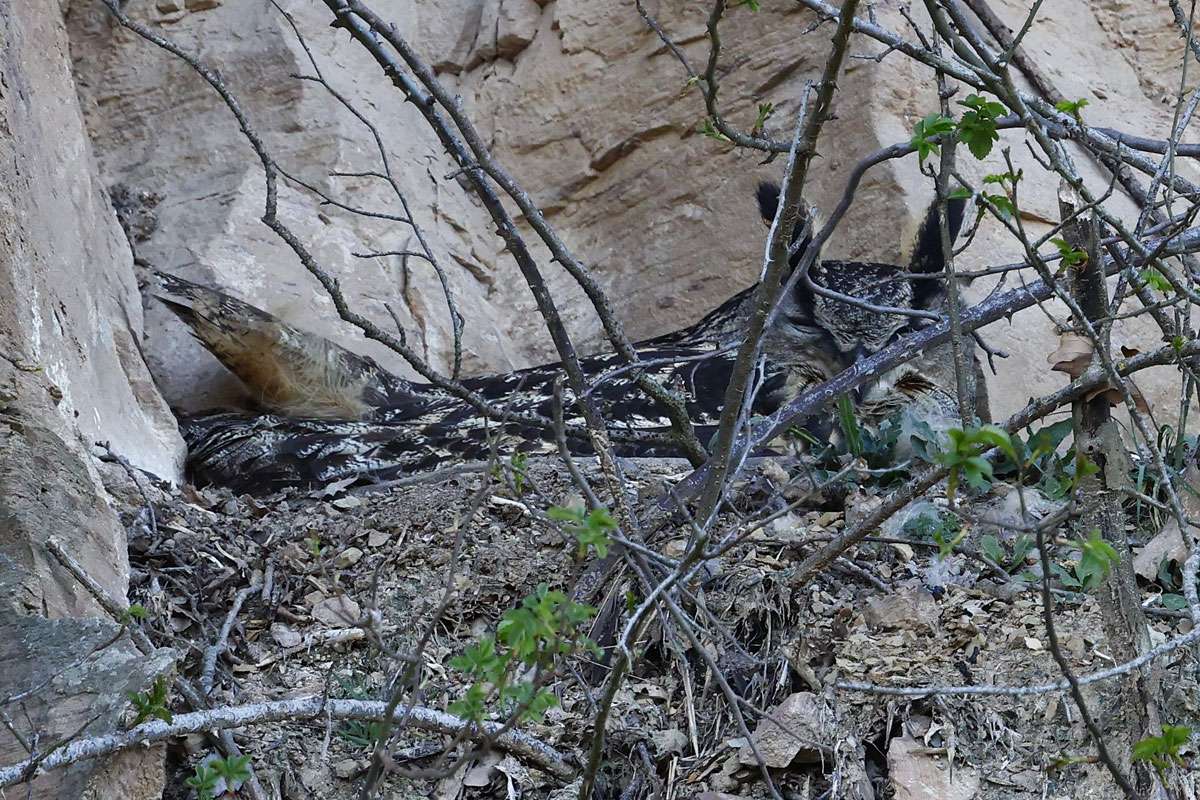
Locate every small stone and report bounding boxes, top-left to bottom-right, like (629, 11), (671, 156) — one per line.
(889, 734), (979, 799)
(335, 546), (364, 568)
(844, 491), (882, 529)
(652, 727), (689, 756)
(367, 529), (390, 548)
(864, 587), (940, 632)
(815, 511), (841, 528)
(496, 0), (541, 59)
(299, 766), (327, 791)
(270, 623), (302, 648)
(312, 595), (361, 627)
(1063, 634), (1087, 660)
(333, 758), (360, 780)
(185, 0), (221, 10)
(156, 0), (185, 11)
(739, 692), (830, 767)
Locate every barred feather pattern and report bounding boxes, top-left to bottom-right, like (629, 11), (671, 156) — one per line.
(176, 291), (827, 492)
(166, 185), (971, 493)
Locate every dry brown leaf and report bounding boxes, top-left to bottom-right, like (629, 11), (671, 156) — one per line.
(1120, 345), (1140, 358)
(1047, 333), (1092, 378)
(1081, 377), (1151, 414)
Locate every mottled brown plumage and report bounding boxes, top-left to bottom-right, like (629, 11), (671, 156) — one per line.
(158, 185), (975, 492)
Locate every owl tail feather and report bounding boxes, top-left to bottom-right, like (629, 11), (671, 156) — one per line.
(147, 270), (418, 419)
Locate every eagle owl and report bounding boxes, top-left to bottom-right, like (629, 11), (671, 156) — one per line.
(751, 181), (976, 434)
(152, 183), (979, 492)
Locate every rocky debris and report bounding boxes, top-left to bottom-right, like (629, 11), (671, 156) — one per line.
(888, 734), (981, 800)
(311, 595), (362, 627)
(98, 453), (1200, 799)
(1133, 464), (1200, 580)
(738, 692), (832, 768)
(334, 546), (365, 568)
(864, 587), (941, 633)
(975, 485), (1064, 539)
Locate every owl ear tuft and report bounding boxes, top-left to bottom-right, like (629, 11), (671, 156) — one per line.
(756, 181), (781, 223)
(756, 181), (814, 273)
(909, 195), (967, 309)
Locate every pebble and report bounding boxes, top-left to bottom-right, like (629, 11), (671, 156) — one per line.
(335, 546), (364, 568)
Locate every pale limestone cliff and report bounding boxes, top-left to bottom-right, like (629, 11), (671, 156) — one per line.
(0, 1), (182, 797)
(64, 0), (1200, 424)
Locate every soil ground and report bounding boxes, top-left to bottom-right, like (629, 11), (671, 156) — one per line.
(98, 456), (1198, 800)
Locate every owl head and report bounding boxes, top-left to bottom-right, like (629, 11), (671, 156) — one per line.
(756, 182), (966, 365)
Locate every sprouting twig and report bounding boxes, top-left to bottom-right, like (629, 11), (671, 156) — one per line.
(200, 583), (260, 697)
(0, 697), (575, 787)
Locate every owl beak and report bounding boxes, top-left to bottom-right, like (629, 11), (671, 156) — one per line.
(850, 346), (872, 404)
(853, 381), (873, 404)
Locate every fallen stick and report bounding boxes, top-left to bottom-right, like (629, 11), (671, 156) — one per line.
(0, 696), (577, 787)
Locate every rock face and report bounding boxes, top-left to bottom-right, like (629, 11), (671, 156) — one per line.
(0, 8), (183, 481)
(0, 1), (180, 796)
(63, 0), (1200, 425)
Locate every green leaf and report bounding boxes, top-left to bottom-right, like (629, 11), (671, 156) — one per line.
(450, 636), (505, 681)
(551, 505), (615, 558)
(962, 455), (994, 489)
(983, 193), (1015, 219)
(128, 676), (173, 727)
(185, 764), (220, 800)
(1140, 267), (1173, 293)
(1055, 97), (1090, 120)
(1050, 237), (1087, 268)
(735, 0), (761, 9)
(1009, 535), (1034, 569)
(1074, 454), (1101, 483)
(1027, 419), (1073, 458)
(837, 394), (864, 457)
(214, 755), (252, 783)
(449, 683), (489, 723)
(754, 102), (775, 133)
(971, 424), (1019, 463)
(1133, 724), (1191, 770)
(903, 511), (963, 558)
(1078, 528), (1118, 586)
(547, 505), (584, 524)
(960, 94), (1008, 118)
(698, 118), (731, 142)
(982, 171), (1021, 186)
(956, 94), (1006, 160)
(981, 534), (1005, 565)
(509, 451), (529, 495)
(911, 114), (956, 163)
(1162, 593), (1189, 611)
(947, 187), (973, 200)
